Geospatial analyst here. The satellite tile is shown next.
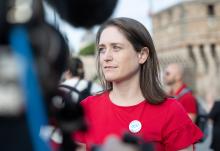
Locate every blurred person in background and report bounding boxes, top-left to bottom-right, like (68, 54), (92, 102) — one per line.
(209, 98), (220, 151)
(163, 63), (197, 123)
(73, 17), (203, 151)
(208, 93), (220, 151)
(59, 57), (103, 103)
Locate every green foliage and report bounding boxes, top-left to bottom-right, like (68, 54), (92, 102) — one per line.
(79, 43), (96, 56)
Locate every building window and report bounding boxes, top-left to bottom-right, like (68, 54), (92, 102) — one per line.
(188, 45), (197, 66)
(199, 44), (208, 70)
(168, 9), (172, 22)
(210, 43), (216, 58)
(207, 4), (215, 16)
(210, 43), (219, 72)
(157, 15), (161, 28)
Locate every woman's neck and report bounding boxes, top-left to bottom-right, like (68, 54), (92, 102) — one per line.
(109, 75), (145, 106)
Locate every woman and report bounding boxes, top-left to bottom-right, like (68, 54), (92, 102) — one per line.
(74, 17), (202, 151)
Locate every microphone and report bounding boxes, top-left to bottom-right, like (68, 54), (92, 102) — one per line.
(45, 0), (118, 28)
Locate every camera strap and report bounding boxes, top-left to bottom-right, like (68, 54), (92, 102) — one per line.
(9, 25), (51, 151)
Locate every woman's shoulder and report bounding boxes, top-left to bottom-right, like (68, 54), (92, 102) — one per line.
(151, 97), (185, 111)
(164, 97), (183, 106)
(80, 91), (108, 106)
(156, 98), (194, 127)
(146, 97), (190, 122)
(164, 97), (189, 115)
(160, 98), (203, 150)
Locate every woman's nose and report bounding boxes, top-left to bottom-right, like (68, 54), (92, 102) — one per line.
(103, 49), (113, 61)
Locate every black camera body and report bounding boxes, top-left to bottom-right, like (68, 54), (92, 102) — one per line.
(0, 0), (118, 151)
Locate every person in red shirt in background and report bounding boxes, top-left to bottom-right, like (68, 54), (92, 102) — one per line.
(163, 63), (197, 123)
(74, 17), (202, 151)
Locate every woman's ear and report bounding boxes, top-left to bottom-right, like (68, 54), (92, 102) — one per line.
(138, 47), (149, 64)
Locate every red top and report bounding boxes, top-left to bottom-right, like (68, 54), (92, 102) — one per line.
(175, 84), (197, 114)
(74, 91), (202, 151)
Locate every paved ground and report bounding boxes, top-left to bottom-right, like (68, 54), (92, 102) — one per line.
(195, 123), (213, 151)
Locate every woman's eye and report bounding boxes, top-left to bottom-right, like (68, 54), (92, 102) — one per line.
(113, 46), (121, 51)
(98, 48), (105, 53)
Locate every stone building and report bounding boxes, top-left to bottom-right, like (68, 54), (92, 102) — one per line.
(152, 0), (220, 98)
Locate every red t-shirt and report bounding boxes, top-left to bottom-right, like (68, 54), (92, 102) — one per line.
(175, 84), (197, 114)
(74, 91), (202, 151)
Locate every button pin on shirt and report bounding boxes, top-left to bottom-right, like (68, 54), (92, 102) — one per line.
(129, 120), (142, 133)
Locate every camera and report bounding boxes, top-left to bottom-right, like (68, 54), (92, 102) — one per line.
(0, 0), (117, 150)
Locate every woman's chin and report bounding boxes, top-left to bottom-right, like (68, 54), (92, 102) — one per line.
(105, 78), (116, 82)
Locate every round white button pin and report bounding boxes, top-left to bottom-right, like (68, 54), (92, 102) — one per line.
(129, 120), (142, 133)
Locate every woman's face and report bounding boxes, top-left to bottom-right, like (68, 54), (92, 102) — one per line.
(97, 26), (142, 83)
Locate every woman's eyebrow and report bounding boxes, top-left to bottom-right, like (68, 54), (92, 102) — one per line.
(97, 44), (105, 47)
(98, 43), (123, 47)
(110, 43), (123, 46)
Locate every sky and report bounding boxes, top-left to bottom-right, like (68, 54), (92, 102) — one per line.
(44, 0), (181, 53)
(113, 0), (151, 29)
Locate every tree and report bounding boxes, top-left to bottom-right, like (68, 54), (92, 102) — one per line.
(79, 42), (95, 56)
